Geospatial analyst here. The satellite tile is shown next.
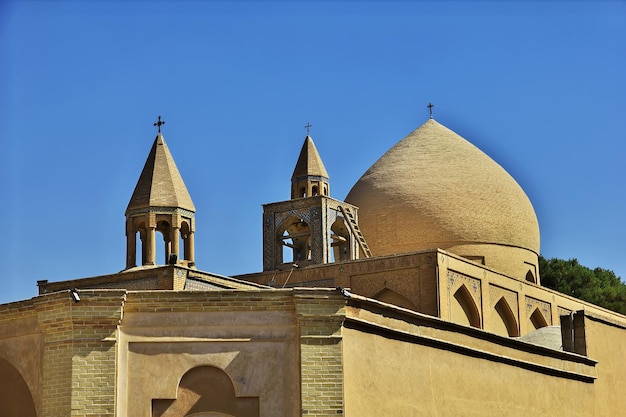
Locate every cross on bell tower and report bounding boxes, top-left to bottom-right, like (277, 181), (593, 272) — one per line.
(154, 115), (165, 132)
(427, 103), (434, 119)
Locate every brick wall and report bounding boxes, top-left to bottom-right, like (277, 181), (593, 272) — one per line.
(295, 290), (346, 416)
(4, 287), (352, 416)
(34, 290), (124, 417)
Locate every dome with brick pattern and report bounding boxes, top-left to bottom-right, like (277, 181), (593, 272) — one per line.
(345, 119), (540, 280)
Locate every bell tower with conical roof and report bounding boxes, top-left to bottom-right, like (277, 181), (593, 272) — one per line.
(291, 135), (330, 199)
(262, 131), (371, 272)
(125, 118), (196, 269)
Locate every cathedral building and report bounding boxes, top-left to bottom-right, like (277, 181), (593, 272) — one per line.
(1, 115), (625, 417)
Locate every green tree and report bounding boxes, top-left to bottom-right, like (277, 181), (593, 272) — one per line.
(539, 256), (626, 315)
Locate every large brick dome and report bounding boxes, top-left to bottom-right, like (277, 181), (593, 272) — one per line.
(345, 119), (540, 280)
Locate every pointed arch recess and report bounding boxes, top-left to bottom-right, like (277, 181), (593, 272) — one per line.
(529, 308), (549, 330)
(494, 297), (520, 337)
(452, 284), (481, 328)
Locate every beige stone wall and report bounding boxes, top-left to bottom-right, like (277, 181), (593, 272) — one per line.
(343, 326), (595, 416)
(0, 301), (42, 417)
(236, 250), (439, 316)
(117, 290), (302, 417)
(2, 287), (349, 417)
(4, 271), (624, 417)
(66, 292), (123, 416)
(0, 290), (124, 417)
(584, 315), (626, 414)
(39, 295), (76, 416)
(116, 289), (348, 417)
(342, 298), (626, 417)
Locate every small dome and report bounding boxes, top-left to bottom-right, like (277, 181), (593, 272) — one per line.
(345, 119), (540, 279)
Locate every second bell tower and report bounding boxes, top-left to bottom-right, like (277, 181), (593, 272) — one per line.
(262, 131), (371, 271)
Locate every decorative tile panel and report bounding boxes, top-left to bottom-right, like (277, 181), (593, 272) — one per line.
(558, 306), (572, 317)
(447, 270), (482, 308)
(525, 296), (552, 325)
(489, 284), (519, 316)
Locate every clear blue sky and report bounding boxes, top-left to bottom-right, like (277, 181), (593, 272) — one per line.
(1, 1), (624, 304)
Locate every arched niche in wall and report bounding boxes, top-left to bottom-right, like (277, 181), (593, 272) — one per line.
(493, 297), (520, 337)
(0, 356), (37, 417)
(529, 308), (549, 331)
(152, 366), (259, 417)
(451, 284), (481, 328)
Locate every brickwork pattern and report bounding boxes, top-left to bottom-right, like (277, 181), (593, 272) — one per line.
(124, 290), (295, 313)
(345, 119), (541, 265)
(32, 291), (125, 417)
(263, 196), (361, 271)
(37, 295), (75, 416)
(69, 292), (123, 416)
(295, 291), (346, 416)
(90, 277), (158, 290)
(40, 266), (175, 293)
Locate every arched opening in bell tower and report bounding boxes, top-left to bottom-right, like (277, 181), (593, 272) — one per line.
(156, 220), (171, 265)
(277, 216), (311, 266)
(331, 217), (350, 262)
(126, 214), (195, 268)
(180, 220), (193, 262)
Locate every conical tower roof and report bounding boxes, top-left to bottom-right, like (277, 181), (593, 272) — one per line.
(126, 133), (195, 213)
(291, 135), (329, 181)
